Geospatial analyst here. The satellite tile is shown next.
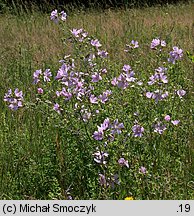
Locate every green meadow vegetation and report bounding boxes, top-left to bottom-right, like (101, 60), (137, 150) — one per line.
(0, 2), (193, 199)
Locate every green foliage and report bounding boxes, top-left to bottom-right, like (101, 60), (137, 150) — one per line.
(0, 4), (193, 200)
(186, 51), (194, 63)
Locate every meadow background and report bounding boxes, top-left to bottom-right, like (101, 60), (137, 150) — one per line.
(0, 0), (193, 200)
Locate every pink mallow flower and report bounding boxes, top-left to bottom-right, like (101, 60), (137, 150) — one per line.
(37, 88), (43, 94)
(91, 73), (102, 82)
(118, 158), (129, 168)
(139, 166), (147, 174)
(91, 39), (101, 48)
(164, 115), (171, 121)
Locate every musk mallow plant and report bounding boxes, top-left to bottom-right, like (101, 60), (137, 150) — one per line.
(3, 10), (190, 200)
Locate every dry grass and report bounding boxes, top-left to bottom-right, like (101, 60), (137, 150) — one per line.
(0, 2), (193, 68)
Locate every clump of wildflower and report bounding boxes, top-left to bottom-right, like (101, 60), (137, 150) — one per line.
(116, 74), (129, 89)
(71, 28), (88, 42)
(118, 158), (129, 168)
(98, 90), (112, 104)
(98, 50), (108, 58)
(99, 173), (120, 188)
(148, 67), (168, 85)
(4, 88), (23, 111)
(150, 38), (166, 49)
(98, 118), (110, 132)
(93, 118), (124, 141)
(164, 115), (180, 126)
(33, 69), (42, 84)
(71, 28), (82, 37)
(93, 119), (109, 140)
(50, 9), (58, 23)
(56, 88), (73, 101)
(54, 61), (89, 102)
(33, 69), (52, 84)
(89, 91), (111, 105)
(111, 65), (136, 89)
(168, 46), (183, 64)
(123, 64), (132, 72)
(55, 63), (70, 80)
(50, 9), (67, 23)
(91, 39), (102, 48)
(146, 90), (168, 103)
(111, 119), (124, 135)
(154, 122), (167, 134)
(125, 40), (139, 51)
(72, 28), (82, 37)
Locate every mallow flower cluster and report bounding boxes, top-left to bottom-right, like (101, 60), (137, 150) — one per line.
(93, 118), (124, 141)
(168, 46), (183, 64)
(50, 9), (67, 23)
(150, 38), (166, 49)
(4, 88), (23, 111)
(111, 64), (136, 89)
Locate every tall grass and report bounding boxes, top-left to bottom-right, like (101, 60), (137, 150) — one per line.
(0, 2), (193, 199)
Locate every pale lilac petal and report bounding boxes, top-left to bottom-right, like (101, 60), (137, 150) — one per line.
(171, 120), (180, 125)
